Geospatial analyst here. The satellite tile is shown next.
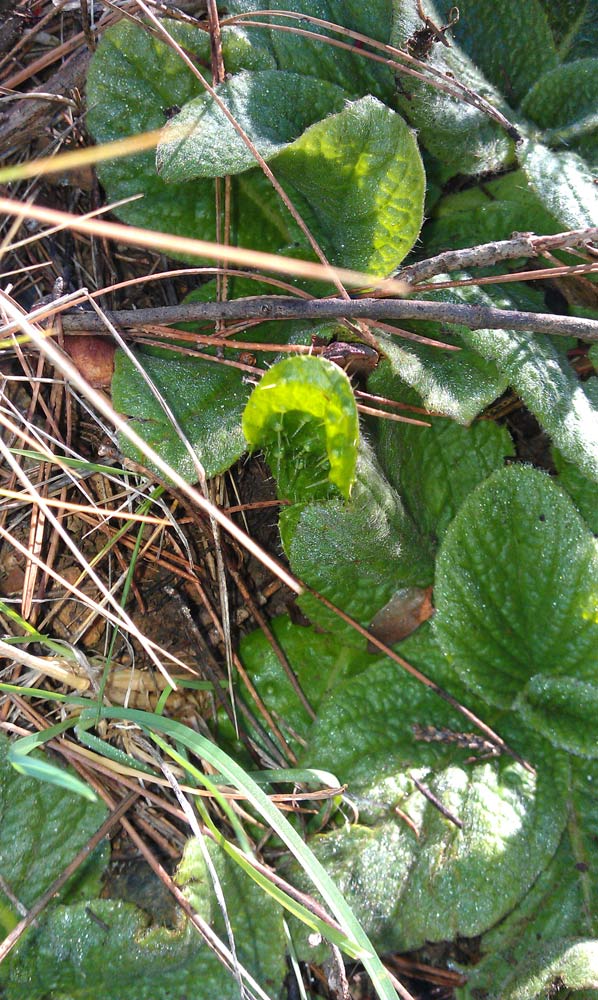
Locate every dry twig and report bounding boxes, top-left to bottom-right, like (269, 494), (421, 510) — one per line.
(397, 226), (598, 285)
(51, 294), (598, 341)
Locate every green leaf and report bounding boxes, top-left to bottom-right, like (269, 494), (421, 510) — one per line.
(373, 396), (515, 540)
(539, 0), (598, 61)
(300, 623), (487, 785)
(391, 1), (515, 180)
(554, 436), (598, 533)
(435, 0), (558, 106)
(486, 336), (598, 483)
(271, 95), (426, 275)
(460, 823), (598, 997)
(1, 901), (196, 1000)
(243, 355), (359, 501)
(565, 10), (598, 62)
(86, 20), (209, 144)
(446, 284), (598, 482)
(112, 349), (249, 482)
(0, 752), (282, 1000)
(0, 735), (108, 921)
(424, 169), (562, 254)
(280, 439), (434, 640)
(179, 837), (287, 999)
(76, 705), (402, 1000)
(238, 613), (373, 750)
(464, 936), (598, 1000)
(456, 739), (598, 997)
(494, 939), (598, 1000)
(9, 750), (97, 803)
(369, 318), (509, 425)
(434, 465), (598, 711)
(88, 19), (424, 277)
(86, 20), (305, 258)
(521, 139), (598, 229)
(515, 676), (598, 757)
(7, 721), (99, 802)
(86, 19), (210, 241)
(1, 891), (276, 1000)
(521, 59), (598, 168)
(225, 0), (396, 101)
(292, 661), (566, 953)
(157, 71), (348, 181)
(552, 398), (598, 535)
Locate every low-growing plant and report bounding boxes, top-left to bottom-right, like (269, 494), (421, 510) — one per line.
(2, 1), (598, 998)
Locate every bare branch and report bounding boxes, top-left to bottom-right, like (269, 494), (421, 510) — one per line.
(50, 295), (598, 342)
(397, 226), (598, 286)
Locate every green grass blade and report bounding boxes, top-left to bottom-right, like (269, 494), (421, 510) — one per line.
(84, 705), (400, 999)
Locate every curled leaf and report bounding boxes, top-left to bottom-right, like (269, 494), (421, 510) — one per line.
(242, 355), (359, 501)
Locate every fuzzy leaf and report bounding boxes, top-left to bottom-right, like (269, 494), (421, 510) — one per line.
(464, 934), (598, 1000)
(271, 96), (426, 275)
(521, 139), (598, 229)
(521, 59), (598, 168)
(449, 284), (598, 482)
(280, 439), (434, 642)
(292, 656), (566, 954)
(300, 623), (489, 785)
(391, 1), (515, 180)
(88, 19), (422, 276)
(435, 0), (558, 106)
(515, 675), (598, 757)
(238, 614), (373, 751)
(293, 761), (563, 954)
(480, 335), (598, 483)
(225, 0), (395, 101)
(86, 20), (306, 257)
(538, 0), (598, 61)
(368, 319), (508, 426)
(0, 736), (107, 925)
(557, 465), (598, 531)
(461, 804), (598, 999)
(1, 902), (196, 1000)
(178, 838), (286, 999)
(112, 350), (249, 482)
(1, 837), (286, 1000)
(494, 939), (598, 1000)
(554, 436), (598, 533)
(157, 71), (348, 181)
(242, 355), (359, 501)
(434, 465), (598, 711)
(373, 397), (515, 541)
(424, 169), (562, 254)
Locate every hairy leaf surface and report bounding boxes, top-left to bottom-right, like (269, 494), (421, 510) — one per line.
(0, 736), (107, 927)
(112, 350), (249, 481)
(434, 466), (598, 711)
(373, 394), (514, 540)
(157, 71), (348, 181)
